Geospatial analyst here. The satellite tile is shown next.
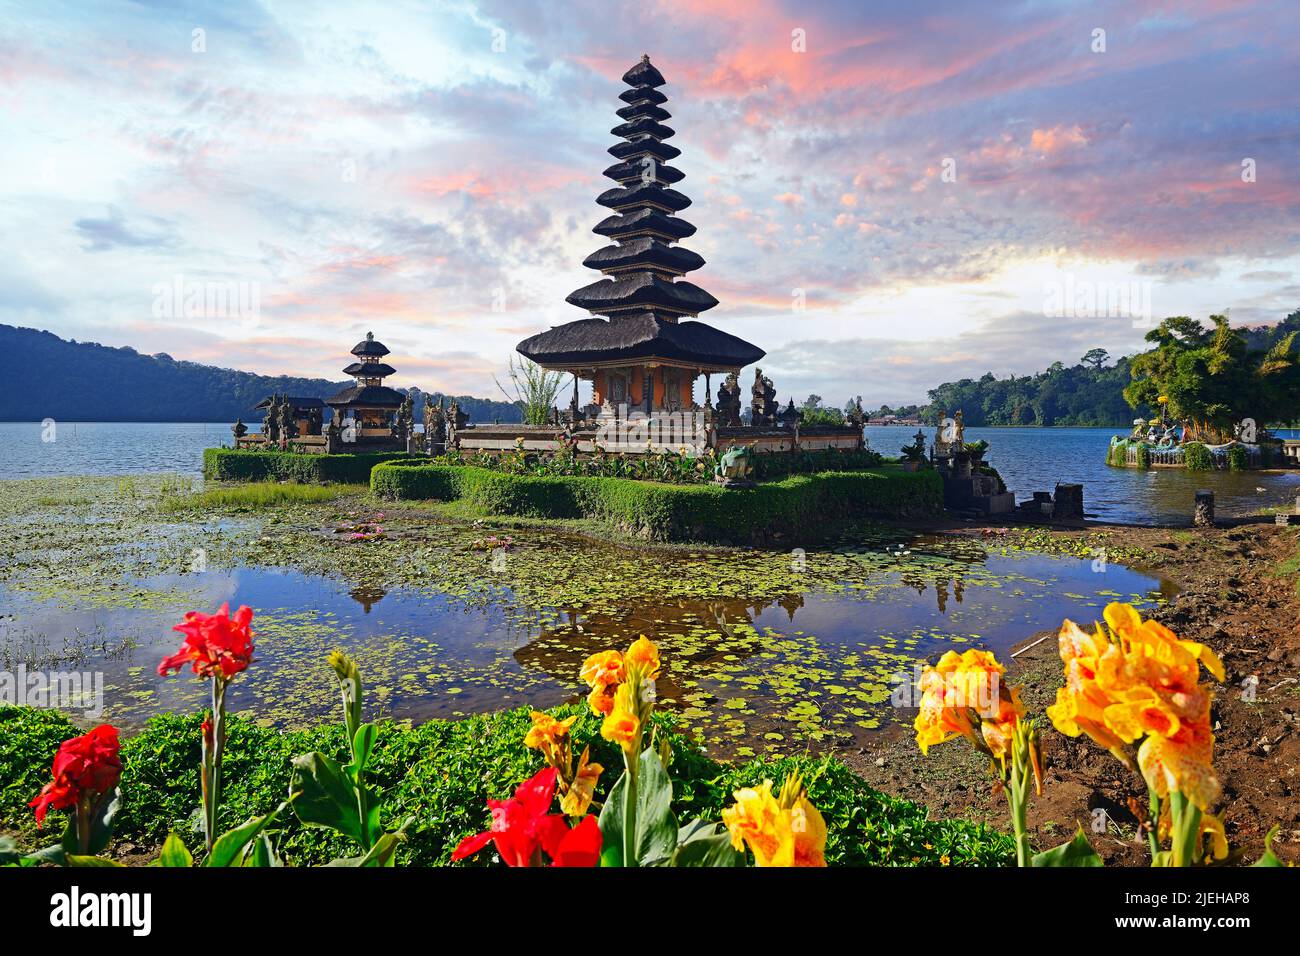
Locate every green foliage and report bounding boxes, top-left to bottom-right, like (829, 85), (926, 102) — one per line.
(494, 356), (566, 426)
(372, 463), (942, 542)
(1182, 442), (1213, 471)
(1135, 443), (1151, 470)
(1125, 314), (1300, 440)
(204, 448), (413, 484)
(1226, 443), (1249, 471)
(160, 481), (360, 511)
(925, 355), (1143, 426)
(1106, 439), (1130, 468)
(1031, 827), (1104, 867)
(0, 706), (1012, 867)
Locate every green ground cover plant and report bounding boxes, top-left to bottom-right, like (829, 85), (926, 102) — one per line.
(0, 704), (1012, 867)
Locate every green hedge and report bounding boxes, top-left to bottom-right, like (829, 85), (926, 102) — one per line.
(204, 448), (414, 484)
(372, 463), (943, 542)
(1182, 442), (1213, 471)
(0, 706), (1012, 867)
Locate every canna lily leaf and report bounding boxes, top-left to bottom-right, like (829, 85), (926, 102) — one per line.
(204, 803), (284, 868)
(1031, 827), (1103, 867)
(155, 833), (194, 868)
(290, 751), (368, 845)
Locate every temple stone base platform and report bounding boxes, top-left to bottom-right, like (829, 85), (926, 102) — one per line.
(943, 474), (1015, 514)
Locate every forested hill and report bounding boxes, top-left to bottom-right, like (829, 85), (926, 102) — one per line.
(921, 310), (1300, 427)
(0, 324), (522, 424)
(924, 355), (1144, 427)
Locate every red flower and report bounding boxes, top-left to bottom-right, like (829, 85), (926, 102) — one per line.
(451, 767), (602, 867)
(30, 725), (122, 827)
(158, 603), (254, 680)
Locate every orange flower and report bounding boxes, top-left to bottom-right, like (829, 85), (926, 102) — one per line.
(914, 648), (1023, 758)
(624, 636), (661, 681)
(580, 650), (624, 716)
(1047, 603), (1224, 809)
(721, 775), (827, 867)
(523, 711), (577, 766)
(600, 683), (640, 758)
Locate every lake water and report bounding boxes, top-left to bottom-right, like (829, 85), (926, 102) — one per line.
(2, 421), (1297, 525)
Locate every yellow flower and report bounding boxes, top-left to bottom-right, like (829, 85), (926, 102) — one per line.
(560, 746), (603, 817)
(914, 648), (1024, 758)
(523, 711), (577, 762)
(600, 683), (640, 758)
(1048, 603), (1224, 809)
(721, 776), (827, 867)
(624, 636), (661, 681)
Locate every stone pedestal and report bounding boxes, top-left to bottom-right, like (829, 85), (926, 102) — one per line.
(1053, 483), (1084, 521)
(1194, 490), (1215, 527)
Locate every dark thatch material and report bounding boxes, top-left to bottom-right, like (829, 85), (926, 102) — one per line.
(325, 384), (405, 408)
(607, 139), (680, 163)
(254, 395), (324, 410)
(610, 118), (674, 140)
(618, 87), (667, 106)
(622, 56), (666, 88)
(602, 159), (684, 185)
(342, 361), (396, 377)
(596, 183), (691, 212)
(593, 208), (696, 240)
(582, 237), (704, 275)
(350, 332), (390, 357)
(616, 102), (670, 122)
(518, 314), (763, 369)
(566, 273), (718, 316)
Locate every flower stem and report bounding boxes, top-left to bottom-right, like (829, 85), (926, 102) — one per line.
(623, 750), (638, 868)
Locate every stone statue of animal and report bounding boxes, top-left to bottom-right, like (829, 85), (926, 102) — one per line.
(715, 444), (752, 482)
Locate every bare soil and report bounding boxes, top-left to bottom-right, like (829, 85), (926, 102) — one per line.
(843, 519), (1300, 865)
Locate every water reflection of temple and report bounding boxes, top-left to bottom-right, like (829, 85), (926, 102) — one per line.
(348, 584), (387, 613)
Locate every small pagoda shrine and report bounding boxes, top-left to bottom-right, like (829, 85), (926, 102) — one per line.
(324, 332), (410, 450)
(516, 54), (764, 419)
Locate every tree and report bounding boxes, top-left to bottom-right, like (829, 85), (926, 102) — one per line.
(495, 355), (565, 426)
(1124, 314), (1300, 440)
(1081, 348), (1109, 370)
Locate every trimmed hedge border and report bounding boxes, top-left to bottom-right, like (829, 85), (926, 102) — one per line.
(372, 462), (943, 543)
(204, 447), (415, 484)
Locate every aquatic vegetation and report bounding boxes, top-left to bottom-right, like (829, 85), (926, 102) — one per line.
(161, 481), (359, 511)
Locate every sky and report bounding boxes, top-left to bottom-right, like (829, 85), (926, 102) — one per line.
(1, 0), (1298, 407)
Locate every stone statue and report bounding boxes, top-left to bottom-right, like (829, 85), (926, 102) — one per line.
(750, 368), (778, 426)
(232, 417), (247, 441)
(394, 394), (414, 442)
(714, 444), (753, 486)
(716, 372), (742, 427)
(953, 410), (965, 446)
(277, 398), (296, 448)
(262, 396), (279, 444)
(445, 400), (469, 449)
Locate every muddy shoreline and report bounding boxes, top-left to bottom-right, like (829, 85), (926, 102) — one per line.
(845, 518), (1300, 865)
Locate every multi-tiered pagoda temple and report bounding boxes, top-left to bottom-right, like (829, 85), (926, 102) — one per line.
(326, 332), (407, 440)
(516, 54), (764, 416)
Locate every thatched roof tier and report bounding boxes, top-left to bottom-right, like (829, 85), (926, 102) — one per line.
(610, 118), (674, 140)
(618, 84), (667, 104)
(518, 314), (763, 370)
(566, 273), (718, 317)
(622, 55), (666, 88)
(325, 384), (405, 409)
(602, 158), (684, 185)
(607, 138), (681, 163)
(582, 237), (704, 275)
(593, 208), (696, 241)
(342, 361), (396, 377)
(350, 332), (390, 357)
(615, 102), (671, 122)
(596, 182), (691, 213)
